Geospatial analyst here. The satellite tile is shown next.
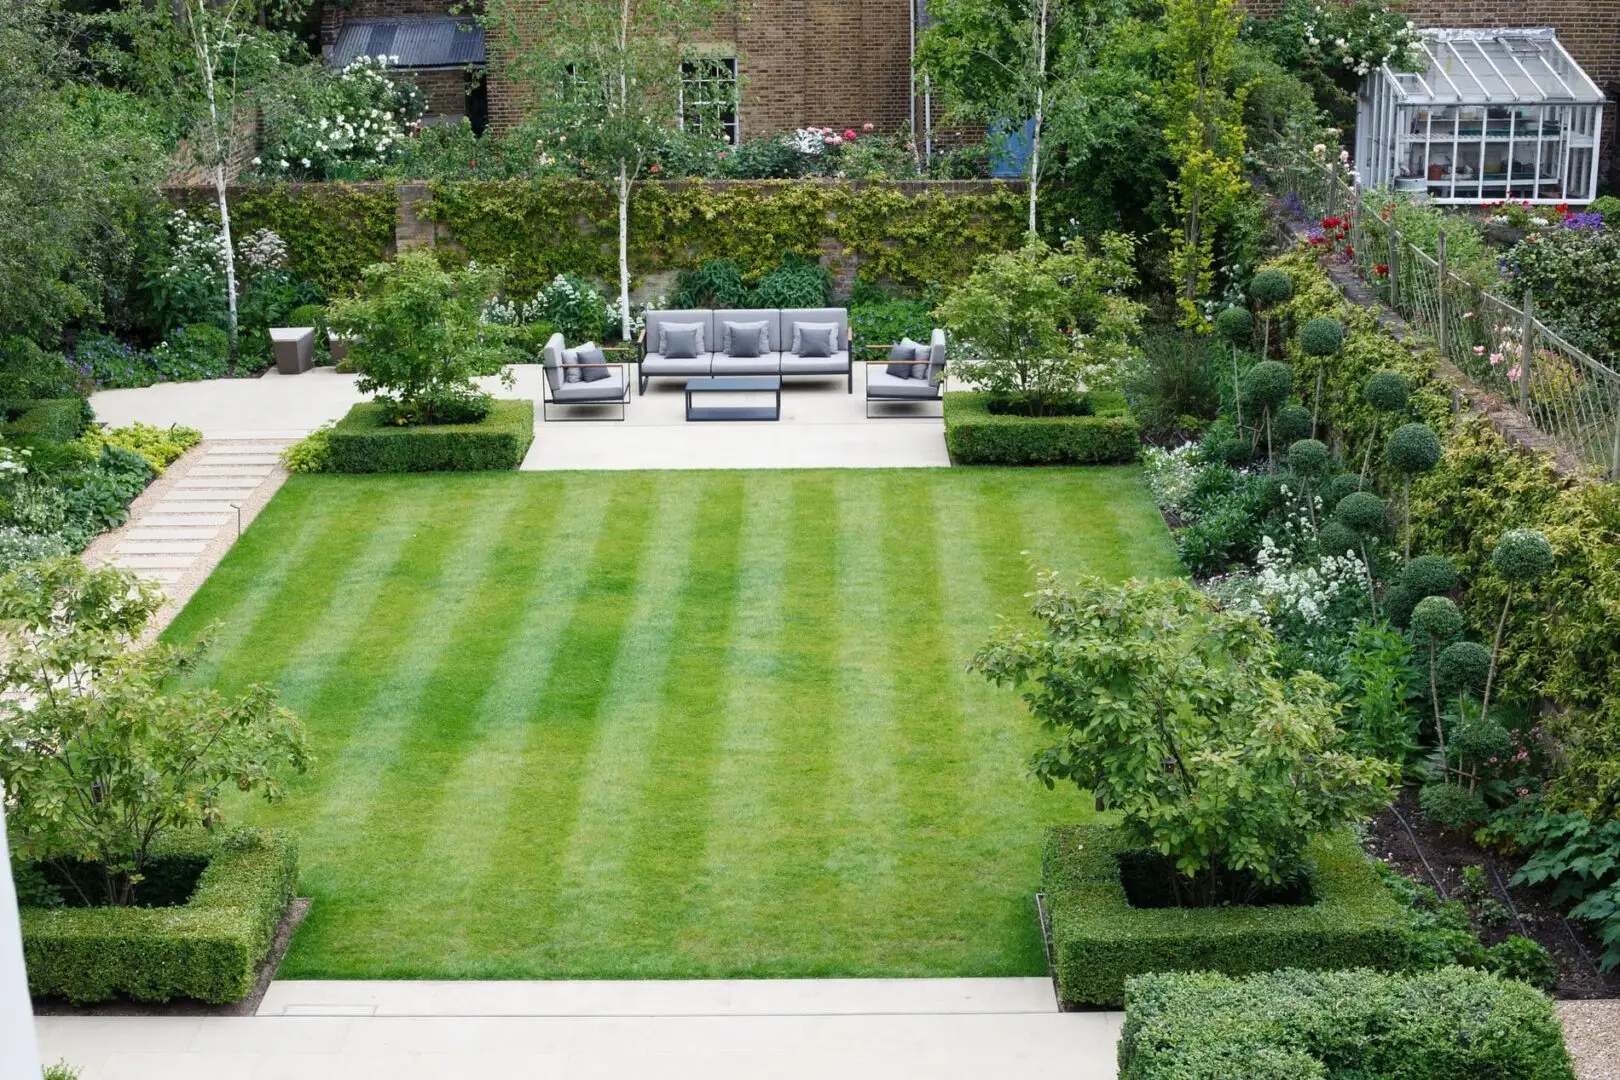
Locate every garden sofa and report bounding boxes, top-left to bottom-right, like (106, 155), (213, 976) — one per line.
(639, 308), (853, 394)
(863, 329), (947, 418)
(540, 332), (632, 421)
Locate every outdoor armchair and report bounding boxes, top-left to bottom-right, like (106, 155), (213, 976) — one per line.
(540, 332), (632, 421)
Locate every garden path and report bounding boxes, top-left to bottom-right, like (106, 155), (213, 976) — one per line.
(36, 977), (1122, 1079)
(88, 366), (951, 469)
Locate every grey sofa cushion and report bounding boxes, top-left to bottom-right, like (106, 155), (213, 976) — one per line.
(722, 320), (770, 357)
(793, 322), (838, 358)
(660, 322), (705, 359)
(576, 344), (610, 382)
(711, 354), (782, 375)
(641, 353), (712, 376)
(779, 353), (848, 375)
(886, 338), (919, 378)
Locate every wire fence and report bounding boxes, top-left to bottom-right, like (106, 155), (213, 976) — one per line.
(1272, 157), (1620, 479)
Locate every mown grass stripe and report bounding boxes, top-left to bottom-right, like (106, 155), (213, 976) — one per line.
(462, 473), (659, 973)
(389, 475), (609, 976)
(545, 476), (711, 969)
(691, 475), (794, 973)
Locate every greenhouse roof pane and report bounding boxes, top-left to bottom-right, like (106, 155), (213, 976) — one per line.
(330, 17), (485, 71)
(1385, 28), (1603, 106)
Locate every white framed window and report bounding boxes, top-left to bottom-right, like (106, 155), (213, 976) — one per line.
(680, 57), (738, 144)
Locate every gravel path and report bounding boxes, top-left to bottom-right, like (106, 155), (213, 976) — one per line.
(1559, 999), (1620, 1080)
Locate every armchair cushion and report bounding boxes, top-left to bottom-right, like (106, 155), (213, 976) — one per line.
(553, 369), (627, 402)
(660, 323), (706, 359)
(722, 320), (770, 358)
(541, 332), (567, 392)
(867, 369), (943, 399)
(792, 322), (838, 358)
(575, 344), (611, 382)
(927, 328), (948, 386)
(886, 338), (921, 378)
(561, 345), (584, 383)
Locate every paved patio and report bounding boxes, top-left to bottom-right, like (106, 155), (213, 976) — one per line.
(88, 366), (950, 470)
(37, 978), (1121, 1079)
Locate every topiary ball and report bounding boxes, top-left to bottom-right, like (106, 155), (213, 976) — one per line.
(1402, 554), (1458, 599)
(1214, 306), (1252, 346)
(1387, 422), (1442, 476)
(1320, 472), (1364, 507)
(1383, 585), (1418, 628)
(1288, 438), (1331, 476)
(1411, 595), (1464, 642)
(1273, 403), (1313, 445)
(1335, 491), (1388, 536)
(1363, 369), (1411, 413)
(1316, 521), (1360, 559)
(1299, 316), (1345, 357)
(1420, 781), (1486, 832)
(1242, 360), (1294, 410)
(1250, 268), (1293, 306)
(1454, 716), (1513, 765)
(1437, 640), (1492, 693)
(1492, 528), (1553, 584)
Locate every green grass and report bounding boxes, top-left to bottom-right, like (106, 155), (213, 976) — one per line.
(168, 468), (1181, 980)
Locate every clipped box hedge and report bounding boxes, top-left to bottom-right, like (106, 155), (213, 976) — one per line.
(327, 399), (535, 473)
(943, 391), (1140, 465)
(20, 828), (297, 1005)
(2, 398), (94, 444)
(1043, 823), (1407, 1007)
(1119, 967), (1575, 1080)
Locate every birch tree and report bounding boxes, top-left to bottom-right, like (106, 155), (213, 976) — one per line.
(482, 0), (735, 341)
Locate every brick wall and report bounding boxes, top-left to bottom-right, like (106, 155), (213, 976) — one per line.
(411, 70), (473, 119)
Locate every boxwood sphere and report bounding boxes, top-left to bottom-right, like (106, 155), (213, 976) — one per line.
(1250, 268), (1293, 306)
(1274, 403), (1313, 445)
(1242, 360), (1294, 410)
(1335, 490), (1388, 535)
(1214, 306), (1252, 345)
(1288, 438), (1331, 475)
(1300, 316), (1345, 357)
(1411, 595), (1464, 641)
(1383, 584), (1418, 628)
(1438, 640), (1492, 692)
(1363, 369), (1411, 412)
(1492, 528), (1553, 584)
(1321, 472), (1365, 507)
(1317, 521), (1360, 558)
(1402, 554), (1458, 599)
(1387, 422), (1442, 476)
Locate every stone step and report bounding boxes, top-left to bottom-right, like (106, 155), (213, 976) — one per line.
(126, 528), (220, 542)
(115, 541), (208, 555)
(153, 501), (239, 515)
(142, 514), (231, 528)
(162, 489), (250, 502)
(189, 465), (274, 477)
(112, 555), (196, 569)
(134, 570), (182, 584)
(202, 452), (282, 463)
(176, 476), (262, 490)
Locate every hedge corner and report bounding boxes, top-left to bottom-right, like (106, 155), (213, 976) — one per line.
(942, 391), (1140, 466)
(2, 398), (94, 444)
(326, 399), (535, 473)
(20, 828), (298, 1005)
(1042, 822), (1407, 1008)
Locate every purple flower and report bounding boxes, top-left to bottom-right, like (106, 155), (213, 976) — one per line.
(1564, 211), (1604, 232)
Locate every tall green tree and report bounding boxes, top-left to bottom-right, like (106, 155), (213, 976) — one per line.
(480, 0), (735, 340)
(1162, 0), (1248, 327)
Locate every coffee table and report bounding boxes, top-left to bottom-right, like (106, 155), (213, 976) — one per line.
(684, 376), (782, 421)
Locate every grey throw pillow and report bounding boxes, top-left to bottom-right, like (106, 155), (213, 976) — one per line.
(576, 344), (611, 383)
(910, 343), (931, 381)
(886, 338), (919, 378)
(660, 322), (705, 359)
(561, 346), (583, 383)
(724, 321), (769, 358)
(793, 322), (838, 358)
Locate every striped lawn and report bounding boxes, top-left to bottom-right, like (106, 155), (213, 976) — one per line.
(167, 468), (1182, 980)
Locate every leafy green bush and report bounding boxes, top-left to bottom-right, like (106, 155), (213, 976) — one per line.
(282, 423), (333, 474)
(1043, 824), (1406, 1006)
(1486, 934), (1559, 991)
(19, 828), (297, 1004)
(942, 391), (1138, 465)
(747, 252), (831, 308)
(77, 423), (201, 474)
(850, 295), (936, 352)
(326, 400), (535, 473)
(1117, 967), (1575, 1080)
(1420, 780), (1486, 832)
(2, 399), (93, 444)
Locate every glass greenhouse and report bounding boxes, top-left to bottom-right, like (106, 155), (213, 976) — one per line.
(1355, 28), (1604, 205)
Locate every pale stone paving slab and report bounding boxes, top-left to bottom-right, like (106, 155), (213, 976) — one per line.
(175, 477), (263, 490)
(125, 529), (221, 541)
(114, 541), (208, 555)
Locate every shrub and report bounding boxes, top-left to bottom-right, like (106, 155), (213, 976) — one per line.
(1335, 490), (1387, 536)
(325, 399), (535, 473)
(1242, 359), (1293, 409)
(1299, 316), (1344, 356)
(19, 828), (297, 1004)
(1420, 780), (1486, 831)
(77, 423), (202, 474)
(1274, 402), (1312, 444)
(1117, 967), (1575, 1080)
(850, 294), (936, 351)
(1043, 824), (1406, 1006)
(1389, 422), (1441, 474)
(2, 398), (93, 444)
(942, 391), (1139, 465)
(282, 422), (333, 474)
(1364, 368), (1411, 412)
(1214, 305), (1252, 345)
(0, 526), (68, 575)
(1250, 267), (1293, 306)
(1438, 640), (1492, 693)
(1411, 595), (1463, 641)
(1486, 934), (1559, 991)
(1402, 554), (1457, 599)
(747, 252), (831, 308)
(1288, 438), (1330, 475)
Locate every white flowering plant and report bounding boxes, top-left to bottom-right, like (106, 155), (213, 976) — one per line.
(1142, 443), (1202, 520)
(1263, 1), (1423, 80)
(254, 56), (427, 181)
(518, 274), (645, 344)
(1204, 532), (1373, 664)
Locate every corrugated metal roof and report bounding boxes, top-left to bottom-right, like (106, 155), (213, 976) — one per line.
(331, 17), (485, 71)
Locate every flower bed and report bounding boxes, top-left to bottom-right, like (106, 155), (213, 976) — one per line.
(326, 399), (535, 473)
(943, 391), (1139, 466)
(1043, 822), (1406, 1007)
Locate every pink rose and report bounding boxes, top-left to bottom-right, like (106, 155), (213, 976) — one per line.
(844, 129), (857, 141)
(863, 123), (874, 133)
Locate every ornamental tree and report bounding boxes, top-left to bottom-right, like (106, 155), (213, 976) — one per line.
(936, 235), (1143, 415)
(1411, 594), (1463, 755)
(1386, 421), (1440, 561)
(1213, 306), (1252, 431)
(1240, 359), (1292, 467)
(972, 572), (1396, 904)
(1249, 268), (1293, 360)
(1298, 316), (1343, 434)
(1359, 368), (1411, 481)
(479, 0), (735, 340)
(0, 558), (310, 907)
(1481, 529), (1553, 724)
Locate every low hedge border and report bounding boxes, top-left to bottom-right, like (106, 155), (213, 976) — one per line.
(942, 391), (1140, 465)
(3, 398), (94, 444)
(20, 828), (297, 1004)
(1043, 823), (1407, 1007)
(1118, 967), (1574, 1080)
(326, 399), (535, 473)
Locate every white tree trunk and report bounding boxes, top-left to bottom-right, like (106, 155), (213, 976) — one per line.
(0, 797), (42, 1080)
(617, 162), (632, 342)
(1027, 0), (1048, 237)
(192, 0), (239, 358)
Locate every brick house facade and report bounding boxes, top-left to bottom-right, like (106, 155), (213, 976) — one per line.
(322, 1), (1618, 146)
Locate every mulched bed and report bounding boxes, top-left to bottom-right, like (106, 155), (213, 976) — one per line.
(1364, 788), (1618, 999)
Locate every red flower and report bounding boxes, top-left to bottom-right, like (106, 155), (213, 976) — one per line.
(1344, 245), (1354, 257)
(469, 158), (476, 171)
(843, 129), (858, 141)
(1374, 264), (1389, 276)
(649, 163), (661, 174)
